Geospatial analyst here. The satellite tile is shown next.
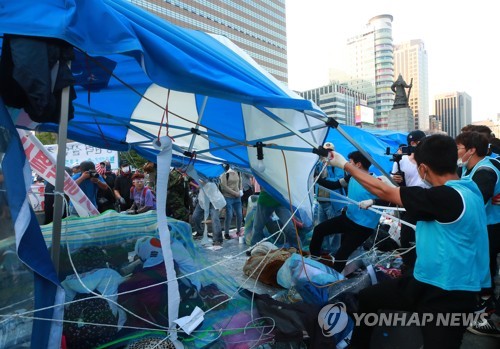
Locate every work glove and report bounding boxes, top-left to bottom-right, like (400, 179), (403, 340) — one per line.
(328, 151), (348, 169)
(119, 197), (126, 205)
(359, 199), (374, 209)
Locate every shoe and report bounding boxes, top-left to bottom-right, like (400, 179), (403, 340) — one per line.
(193, 232), (203, 239)
(224, 233), (231, 240)
(213, 241), (222, 247)
(467, 318), (500, 338)
(474, 296), (497, 314)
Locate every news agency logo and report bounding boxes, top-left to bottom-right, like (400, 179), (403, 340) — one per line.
(318, 302), (349, 337)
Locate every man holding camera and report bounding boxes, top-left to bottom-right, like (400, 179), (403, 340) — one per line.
(391, 130), (429, 273)
(70, 160), (107, 216)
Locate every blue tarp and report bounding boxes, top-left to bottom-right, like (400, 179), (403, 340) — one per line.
(0, 1), (408, 347)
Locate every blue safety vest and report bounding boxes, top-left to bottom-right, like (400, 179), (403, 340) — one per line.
(414, 179), (490, 291)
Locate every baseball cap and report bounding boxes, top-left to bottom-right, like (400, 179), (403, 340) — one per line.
(134, 236), (164, 268)
(407, 130), (426, 144)
(120, 159), (129, 167)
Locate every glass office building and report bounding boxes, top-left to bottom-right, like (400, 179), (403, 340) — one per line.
(345, 14), (394, 129)
(434, 92), (472, 138)
(129, 0), (288, 83)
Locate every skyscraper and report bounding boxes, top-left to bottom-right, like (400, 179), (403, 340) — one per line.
(434, 92), (472, 138)
(345, 14), (394, 129)
(129, 0), (288, 83)
(394, 40), (429, 131)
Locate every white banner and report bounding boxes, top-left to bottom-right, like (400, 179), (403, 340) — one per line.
(44, 141), (119, 169)
(18, 130), (100, 217)
(29, 184), (45, 212)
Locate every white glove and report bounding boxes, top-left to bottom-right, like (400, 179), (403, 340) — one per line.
(328, 151), (348, 169)
(119, 197), (126, 205)
(239, 190), (244, 197)
(359, 199), (374, 209)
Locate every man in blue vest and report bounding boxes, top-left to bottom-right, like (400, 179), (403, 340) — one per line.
(456, 131), (500, 336)
(328, 134), (490, 348)
(309, 151), (380, 274)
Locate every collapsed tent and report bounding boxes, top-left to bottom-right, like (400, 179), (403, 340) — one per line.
(1, 0), (330, 225)
(0, 1), (413, 348)
(0, 0), (334, 347)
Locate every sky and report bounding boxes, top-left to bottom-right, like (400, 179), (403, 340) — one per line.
(286, 0), (500, 122)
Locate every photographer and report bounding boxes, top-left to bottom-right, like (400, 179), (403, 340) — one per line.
(69, 161), (107, 216)
(391, 130), (428, 187)
(391, 130), (428, 273)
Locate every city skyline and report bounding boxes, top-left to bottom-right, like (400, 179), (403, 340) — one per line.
(286, 0), (499, 122)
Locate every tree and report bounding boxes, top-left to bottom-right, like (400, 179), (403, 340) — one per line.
(35, 132), (57, 145)
(119, 150), (148, 171)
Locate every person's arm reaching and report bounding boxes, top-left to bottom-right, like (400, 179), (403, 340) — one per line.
(329, 151), (402, 206)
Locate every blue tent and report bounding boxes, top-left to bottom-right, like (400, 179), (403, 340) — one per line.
(325, 126), (408, 174)
(1, 0), (331, 219)
(0, 1), (410, 347)
(0, 1), (330, 347)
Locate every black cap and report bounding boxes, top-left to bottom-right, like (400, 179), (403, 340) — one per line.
(79, 161), (95, 172)
(119, 159), (129, 167)
(407, 130), (426, 144)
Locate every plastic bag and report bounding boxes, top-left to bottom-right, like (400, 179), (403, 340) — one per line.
(277, 254), (344, 304)
(200, 182), (226, 210)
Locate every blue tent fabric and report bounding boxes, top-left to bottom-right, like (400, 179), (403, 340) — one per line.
(0, 98), (64, 349)
(325, 126), (408, 175)
(0, 2), (328, 347)
(0, 2), (407, 347)
(1, 0), (328, 228)
(0, 0), (320, 112)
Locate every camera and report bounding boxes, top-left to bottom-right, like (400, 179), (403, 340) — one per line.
(399, 146), (414, 156)
(385, 146), (414, 187)
(87, 170), (100, 179)
(385, 145), (414, 163)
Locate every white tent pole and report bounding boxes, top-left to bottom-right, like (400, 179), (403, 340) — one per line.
(327, 118), (396, 183)
(51, 65), (71, 274)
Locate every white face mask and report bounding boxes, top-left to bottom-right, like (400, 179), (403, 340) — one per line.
(457, 153), (472, 168)
(418, 165), (432, 187)
(121, 166), (130, 173)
